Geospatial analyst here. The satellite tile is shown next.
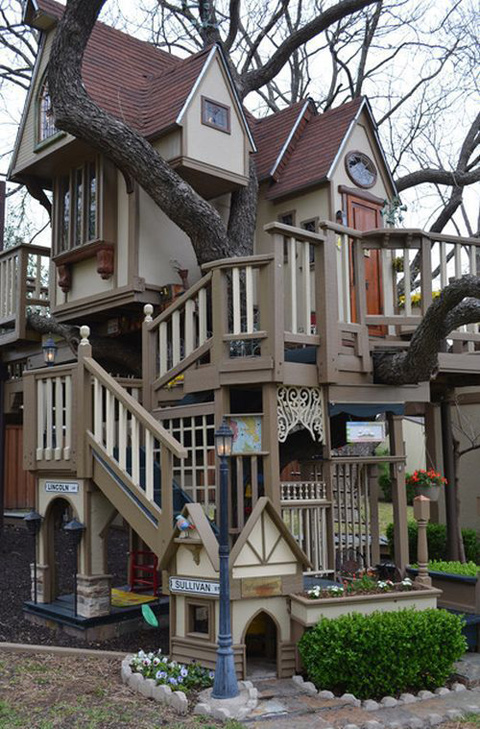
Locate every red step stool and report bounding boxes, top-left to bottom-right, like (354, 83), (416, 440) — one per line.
(128, 550), (159, 594)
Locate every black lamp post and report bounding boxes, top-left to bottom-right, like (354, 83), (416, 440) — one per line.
(212, 420), (239, 699)
(64, 518), (85, 617)
(24, 510), (43, 604)
(42, 336), (58, 366)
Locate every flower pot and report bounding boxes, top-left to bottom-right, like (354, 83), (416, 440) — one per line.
(415, 484), (441, 501)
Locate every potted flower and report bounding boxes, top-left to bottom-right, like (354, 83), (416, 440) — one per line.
(406, 469), (447, 501)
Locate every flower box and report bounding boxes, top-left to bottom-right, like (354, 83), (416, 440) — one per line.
(290, 584), (440, 628)
(407, 567), (480, 614)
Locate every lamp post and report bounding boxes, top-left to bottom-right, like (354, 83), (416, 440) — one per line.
(212, 420), (239, 699)
(42, 336), (58, 366)
(64, 518), (85, 617)
(24, 510), (43, 604)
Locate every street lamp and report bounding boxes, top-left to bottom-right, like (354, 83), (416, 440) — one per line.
(64, 518), (85, 617)
(42, 337), (58, 366)
(212, 420), (238, 699)
(24, 510), (43, 604)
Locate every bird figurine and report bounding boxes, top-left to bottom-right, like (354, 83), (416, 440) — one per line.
(175, 514), (195, 538)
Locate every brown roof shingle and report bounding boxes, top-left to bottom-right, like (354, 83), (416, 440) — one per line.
(265, 97), (364, 199)
(252, 100), (312, 181)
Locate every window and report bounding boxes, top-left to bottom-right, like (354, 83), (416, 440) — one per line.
(201, 97), (230, 133)
(301, 218), (318, 233)
(279, 212), (295, 227)
(55, 160), (98, 254)
(38, 80), (57, 142)
(187, 600), (213, 640)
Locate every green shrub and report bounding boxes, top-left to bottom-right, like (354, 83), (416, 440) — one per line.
(379, 472), (415, 505)
(386, 521), (480, 563)
(298, 608), (466, 699)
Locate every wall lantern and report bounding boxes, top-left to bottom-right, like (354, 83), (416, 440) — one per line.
(42, 337), (58, 366)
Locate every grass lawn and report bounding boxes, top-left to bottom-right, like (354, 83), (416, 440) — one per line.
(378, 500), (414, 537)
(0, 651), (242, 729)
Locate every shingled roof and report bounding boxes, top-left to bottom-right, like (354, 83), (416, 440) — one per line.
(265, 97), (365, 199)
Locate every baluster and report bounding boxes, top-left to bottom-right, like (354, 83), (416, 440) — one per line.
(118, 402), (127, 471)
(93, 378), (103, 442)
(403, 250), (412, 316)
(145, 429), (154, 502)
(34, 255), (41, 299)
(288, 238), (297, 333)
(105, 390), (115, 456)
(172, 310), (181, 366)
(159, 322), (168, 376)
(36, 379), (45, 460)
(232, 266), (241, 334)
(198, 287), (207, 345)
(245, 265), (254, 334)
(184, 299), (195, 356)
(454, 243), (462, 279)
(0, 260), (5, 318)
(302, 242), (311, 333)
(45, 378), (53, 460)
(64, 375), (72, 460)
(54, 377), (63, 460)
(440, 241), (448, 289)
(131, 417), (140, 484)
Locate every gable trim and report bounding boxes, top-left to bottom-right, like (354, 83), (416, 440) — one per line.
(176, 46), (217, 126)
(7, 33), (47, 180)
(270, 99), (312, 178)
(326, 97), (366, 182)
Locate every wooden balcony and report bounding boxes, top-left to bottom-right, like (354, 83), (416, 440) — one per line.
(143, 221), (480, 408)
(0, 243), (50, 346)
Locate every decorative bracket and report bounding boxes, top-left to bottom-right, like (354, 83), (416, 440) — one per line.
(277, 385), (324, 443)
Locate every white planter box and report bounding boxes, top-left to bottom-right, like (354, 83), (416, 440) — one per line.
(290, 586), (441, 627)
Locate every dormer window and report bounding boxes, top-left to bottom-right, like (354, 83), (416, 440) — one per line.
(38, 80), (57, 142)
(201, 97), (230, 133)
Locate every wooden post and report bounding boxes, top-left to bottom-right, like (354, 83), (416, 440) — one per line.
(388, 414), (409, 575)
(368, 463), (380, 567)
(160, 446), (173, 554)
(76, 326), (93, 478)
(440, 396), (460, 560)
(413, 495), (432, 587)
(262, 383), (281, 513)
(317, 227), (339, 382)
(211, 268), (228, 366)
(142, 304), (154, 412)
(259, 232), (284, 380)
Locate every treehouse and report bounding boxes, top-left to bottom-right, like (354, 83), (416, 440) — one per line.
(2, 0), (479, 672)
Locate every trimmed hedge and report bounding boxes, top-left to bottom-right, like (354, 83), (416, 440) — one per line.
(379, 472), (415, 505)
(386, 521), (480, 564)
(298, 608), (465, 699)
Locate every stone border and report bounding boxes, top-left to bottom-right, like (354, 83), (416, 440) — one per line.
(121, 654), (188, 715)
(194, 682), (259, 722)
(292, 674), (469, 709)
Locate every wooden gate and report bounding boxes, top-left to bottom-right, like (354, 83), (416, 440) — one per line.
(4, 424), (35, 509)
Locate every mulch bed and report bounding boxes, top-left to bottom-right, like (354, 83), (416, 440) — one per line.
(0, 523), (168, 654)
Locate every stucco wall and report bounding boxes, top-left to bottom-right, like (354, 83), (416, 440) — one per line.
(184, 56), (247, 177)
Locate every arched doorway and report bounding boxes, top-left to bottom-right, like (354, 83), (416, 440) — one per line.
(45, 497), (75, 601)
(244, 611), (278, 679)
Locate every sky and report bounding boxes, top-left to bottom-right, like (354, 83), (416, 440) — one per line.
(0, 0), (478, 245)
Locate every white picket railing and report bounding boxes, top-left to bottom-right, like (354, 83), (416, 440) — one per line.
(85, 357), (186, 507)
(281, 480), (330, 573)
(0, 249), (18, 323)
(36, 369), (73, 461)
(283, 236), (315, 336)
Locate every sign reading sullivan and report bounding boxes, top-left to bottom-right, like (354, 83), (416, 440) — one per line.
(169, 577), (220, 596)
(45, 481), (79, 494)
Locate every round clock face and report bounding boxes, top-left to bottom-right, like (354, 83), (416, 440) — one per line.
(345, 151), (377, 188)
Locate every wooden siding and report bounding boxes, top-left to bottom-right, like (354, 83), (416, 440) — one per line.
(5, 425), (35, 509)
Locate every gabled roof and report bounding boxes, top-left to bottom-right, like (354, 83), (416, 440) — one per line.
(230, 496), (311, 569)
(265, 97), (364, 199)
(252, 99), (315, 181)
(159, 503), (219, 572)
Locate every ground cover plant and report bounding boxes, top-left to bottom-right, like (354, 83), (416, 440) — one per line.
(306, 575), (414, 599)
(298, 608), (466, 699)
(414, 560), (480, 577)
(130, 649), (214, 691)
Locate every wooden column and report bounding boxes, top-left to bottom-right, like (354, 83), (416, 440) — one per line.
(258, 233), (284, 380)
(142, 304), (154, 412)
(440, 396), (460, 561)
(388, 414), (409, 575)
(368, 463), (380, 567)
(413, 495), (432, 587)
(76, 326), (93, 478)
(262, 383), (281, 513)
(317, 227), (339, 382)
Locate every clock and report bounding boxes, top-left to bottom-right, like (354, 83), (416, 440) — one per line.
(345, 151), (377, 188)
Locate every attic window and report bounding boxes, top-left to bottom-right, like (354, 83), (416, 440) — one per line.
(201, 97), (230, 133)
(38, 80), (57, 141)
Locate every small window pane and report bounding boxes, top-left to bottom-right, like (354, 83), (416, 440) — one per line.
(87, 163), (97, 241)
(59, 177), (70, 253)
(73, 168), (83, 247)
(39, 82), (56, 141)
(189, 604), (209, 634)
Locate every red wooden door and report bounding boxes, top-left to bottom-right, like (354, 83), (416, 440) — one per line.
(347, 195), (384, 336)
(4, 425), (35, 509)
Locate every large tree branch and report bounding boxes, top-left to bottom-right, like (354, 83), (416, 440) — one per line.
(239, 0), (379, 98)
(374, 275), (480, 385)
(396, 167), (480, 192)
(48, 0), (234, 265)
